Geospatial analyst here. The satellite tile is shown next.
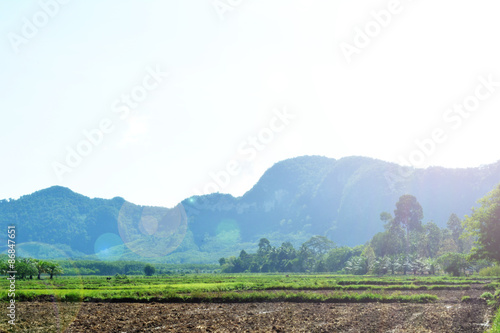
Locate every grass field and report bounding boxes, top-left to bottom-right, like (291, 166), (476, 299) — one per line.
(1, 273), (499, 332)
(0, 273), (497, 302)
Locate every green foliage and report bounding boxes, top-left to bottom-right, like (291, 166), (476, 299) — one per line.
(460, 296), (470, 302)
(325, 247), (356, 272)
(302, 236), (336, 257)
(144, 264), (156, 276)
(44, 261), (63, 279)
(220, 236), (338, 273)
(344, 256), (368, 275)
(368, 194), (482, 278)
(60, 292), (82, 302)
(392, 195), (424, 253)
(0, 273), (449, 304)
(4, 157), (500, 265)
(0, 187), (124, 256)
(0, 257), (62, 280)
(492, 309), (500, 333)
(114, 273), (128, 280)
(480, 292), (494, 300)
(463, 184), (500, 263)
(436, 253), (468, 277)
(16, 258), (38, 279)
(447, 214), (464, 252)
(478, 265), (500, 277)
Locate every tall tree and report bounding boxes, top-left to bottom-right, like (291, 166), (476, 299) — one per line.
(34, 259), (49, 279)
(424, 222), (442, 258)
(393, 195), (424, 253)
(447, 213), (463, 252)
(302, 236), (336, 257)
(17, 259), (37, 279)
(463, 184), (500, 263)
(45, 262), (63, 279)
(257, 238), (272, 256)
(380, 212), (393, 229)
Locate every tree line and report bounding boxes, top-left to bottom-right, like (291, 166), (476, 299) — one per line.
(0, 257), (63, 279)
(220, 187), (500, 276)
(0, 256), (220, 278)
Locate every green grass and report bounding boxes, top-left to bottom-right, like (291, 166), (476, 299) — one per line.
(0, 273), (489, 304)
(8, 290), (435, 304)
(491, 308), (500, 333)
(481, 292), (494, 300)
(486, 283), (500, 333)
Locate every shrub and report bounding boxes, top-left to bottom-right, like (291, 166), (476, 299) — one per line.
(144, 264), (156, 276)
(480, 292), (494, 300)
(478, 265), (500, 277)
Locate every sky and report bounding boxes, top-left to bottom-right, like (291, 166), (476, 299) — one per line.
(1, 0), (500, 208)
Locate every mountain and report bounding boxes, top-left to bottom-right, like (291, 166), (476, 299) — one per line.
(2, 156), (500, 263)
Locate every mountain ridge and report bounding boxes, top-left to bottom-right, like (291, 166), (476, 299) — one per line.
(2, 155), (500, 263)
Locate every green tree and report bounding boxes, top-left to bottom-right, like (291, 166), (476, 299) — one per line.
(344, 256), (368, 275)
(257, 238), (272, 256)
(447, 213), (464, 252)
(374, 210), (405, 257)
(297, 244), (315, 272)
(44, 261), (63, 279)
(0, 257), (8, 275)
(144, 264), (156, 276)
(315, 260), (327, 272)
(302, 236), (336, 257)
(21, 258), (38, 279)
(437, 252), (469, 276)
(380, 212), (393, 229)
(393, 195), (424, 253)
(463, 184), (500, 263)
(409, 230), (427, 257)
(424, 222), (442, 258)
(362, 245), (376, 270)
(371, 232), (390, 257)
(371, 257), (389, 275)
(34, 259), (49, 279)
(385, 255), (400, 275)
(325, 247), (354, 272)
(17, 259), (38, 279)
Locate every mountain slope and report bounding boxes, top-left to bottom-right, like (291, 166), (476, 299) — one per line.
(1, 156), (500, 263)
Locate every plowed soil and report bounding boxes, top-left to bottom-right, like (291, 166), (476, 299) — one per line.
(1, 298), (492, 332)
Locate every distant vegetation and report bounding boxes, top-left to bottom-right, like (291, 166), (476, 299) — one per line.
(0, 256), (218, 278)
(2, 156), (500, 263)
(0, 257), (63, 279)
(219, 193), (498, 277)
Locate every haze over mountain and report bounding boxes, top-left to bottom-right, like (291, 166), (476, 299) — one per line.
(1, 155), (500, 263)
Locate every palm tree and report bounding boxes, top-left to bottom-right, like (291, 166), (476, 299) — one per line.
(44, 262), (63, 279)
(34, 259), (49, 279)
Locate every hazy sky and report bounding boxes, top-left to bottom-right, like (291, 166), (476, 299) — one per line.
(1, 0), (499, 207)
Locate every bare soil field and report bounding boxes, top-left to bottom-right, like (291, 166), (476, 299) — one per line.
(1, 298), (492, 333)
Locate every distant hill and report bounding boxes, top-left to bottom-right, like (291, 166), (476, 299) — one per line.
(2, 156), (500, 263)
